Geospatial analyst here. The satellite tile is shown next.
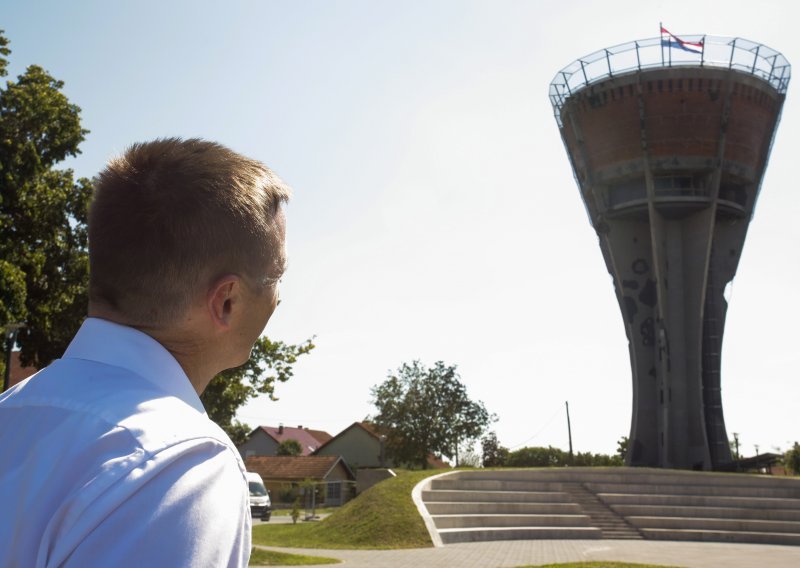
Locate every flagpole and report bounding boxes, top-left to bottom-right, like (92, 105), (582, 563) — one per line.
(660, 21), (665, 66)
(668, 25), (672, 66)
(701, 35), (706, 67)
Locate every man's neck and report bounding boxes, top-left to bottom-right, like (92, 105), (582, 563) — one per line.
(88, 306), (217, 394)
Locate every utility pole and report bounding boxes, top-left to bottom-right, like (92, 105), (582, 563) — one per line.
(566, 401), (574, 465)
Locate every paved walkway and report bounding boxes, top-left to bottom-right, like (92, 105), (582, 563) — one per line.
(254, 539), (800, 567)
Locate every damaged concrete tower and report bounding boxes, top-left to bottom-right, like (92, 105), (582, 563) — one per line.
(550, 34), (789, 469)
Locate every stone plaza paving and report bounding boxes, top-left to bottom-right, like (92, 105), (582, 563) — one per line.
(254, 539), (800, 567)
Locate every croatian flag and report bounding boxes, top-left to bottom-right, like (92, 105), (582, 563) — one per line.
(661, 26), (704, 54)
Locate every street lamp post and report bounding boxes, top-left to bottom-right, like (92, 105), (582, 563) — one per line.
(379, 435), (386, 468)
(2, 324), (25, 393)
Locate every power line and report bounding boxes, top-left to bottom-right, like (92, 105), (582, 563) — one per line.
(507, 406), (562, 450)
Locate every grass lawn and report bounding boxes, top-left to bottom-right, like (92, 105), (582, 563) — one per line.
(249, 547), (340, 566)
(252, 469), (442, 549)
(524, 563), (683, 568)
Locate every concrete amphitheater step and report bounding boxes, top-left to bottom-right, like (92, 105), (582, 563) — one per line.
(600, 492), (800, 510)
(414, 468), (800, 546)
(586, 482), (800, 499)
(640, 527), (800, 546)
(421, 489), (570, 503)
(563, 482), (643, 540)
(428, 478), (567, 492)
(612, 504), (800, 522)
(432, 513), (592, 529)
(629, 516), (800, 534)
(424, 501), (582, 515)
(447, 468), (796, 488)
(437, 526), (602, 544)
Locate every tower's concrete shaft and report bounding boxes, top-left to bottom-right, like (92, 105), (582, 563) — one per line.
(551, 36), (789, 469)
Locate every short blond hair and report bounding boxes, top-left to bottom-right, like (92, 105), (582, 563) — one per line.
(89, 138), (290, 326)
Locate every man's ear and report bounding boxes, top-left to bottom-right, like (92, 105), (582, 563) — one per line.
(207, 275), (241, 329)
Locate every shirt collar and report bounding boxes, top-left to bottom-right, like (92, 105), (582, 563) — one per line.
(63, 317), (206, 415)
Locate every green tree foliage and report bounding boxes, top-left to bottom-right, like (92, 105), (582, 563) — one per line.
(506, 445), (566, 467)
(277, 438), (303, 456)
(786, 442), (800, 475)
(616, 436), (629, 461)
(369, 360), (494, 469)
(0, 30), (91, 374)
(481, 431), (510, 467)
(572, 450), (623, 467)
(0, 31), (313, 442)
(201, 336), (315, 445)
(505, 445), (622, 467)
(729, 435), (741, 460)
(458, 447), (482, 468)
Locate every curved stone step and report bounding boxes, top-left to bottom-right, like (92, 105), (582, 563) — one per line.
(443, 468), (800, 491)
(432, 513), (591, 529)
(641, 527), (800, 546)
(430, 478), (566, 492)
(600, 492), (800, 510)
(421, 489), (570, 503)
(587, 482), (800, 499)
(413, 468), (800, 547)
(629, 515), (800, 534)
(438, 526), (602, 544)
(425, 501), (581, 515)
(612, 504), (800, 522)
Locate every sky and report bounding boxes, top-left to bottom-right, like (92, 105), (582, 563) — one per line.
(3, 0), (798, 457)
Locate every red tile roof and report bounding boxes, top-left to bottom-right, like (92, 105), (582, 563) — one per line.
(255, 425), (332, 455)
(305, 428), (333, 445)
(245, 455), (354, 481)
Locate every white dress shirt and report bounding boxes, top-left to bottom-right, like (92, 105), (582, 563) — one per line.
(0, 318), (251, 567)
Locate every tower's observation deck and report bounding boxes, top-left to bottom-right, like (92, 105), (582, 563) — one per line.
(550, 36), (789, 470)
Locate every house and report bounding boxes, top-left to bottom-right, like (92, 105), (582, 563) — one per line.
(237, 424), (332, 460)
(245, 455), (355, 506)
(313, 421), (452, 470)
(313, 421), (388, 469)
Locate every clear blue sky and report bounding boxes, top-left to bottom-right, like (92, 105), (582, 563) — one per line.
(4, 1), (798, 456)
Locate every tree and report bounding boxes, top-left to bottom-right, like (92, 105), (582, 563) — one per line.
(730, 433), (741, 460)
(573, 450), (623, 467)
(481, 431), (509, 467)
(200, 336), (315, 445)
(506, 446), (566, 467)
(786, 442), (800, 476)
(0, 30), (91, 374)
(0, 30), (314, 441)
(616, 436), (629, 461)
(459, 446), (482, 468)
(505, 445), (622, 468)
(290, 497), (301, 524)
(369, 360), (494, 468)
(277, 438), (302, 456)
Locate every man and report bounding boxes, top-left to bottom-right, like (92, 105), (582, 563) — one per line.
(0, 138), (290, 566)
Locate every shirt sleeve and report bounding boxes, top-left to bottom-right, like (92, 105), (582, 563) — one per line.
(43, 438), (251, 568)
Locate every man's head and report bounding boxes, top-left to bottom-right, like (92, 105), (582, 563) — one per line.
(88, 138), (290, 376)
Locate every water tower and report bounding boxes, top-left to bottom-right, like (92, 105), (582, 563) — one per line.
(550, 33), (790, 470)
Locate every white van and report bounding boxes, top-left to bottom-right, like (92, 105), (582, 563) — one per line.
(246, 471), (271, 521)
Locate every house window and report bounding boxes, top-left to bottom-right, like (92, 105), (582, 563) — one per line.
(327, 482), (341, 501)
